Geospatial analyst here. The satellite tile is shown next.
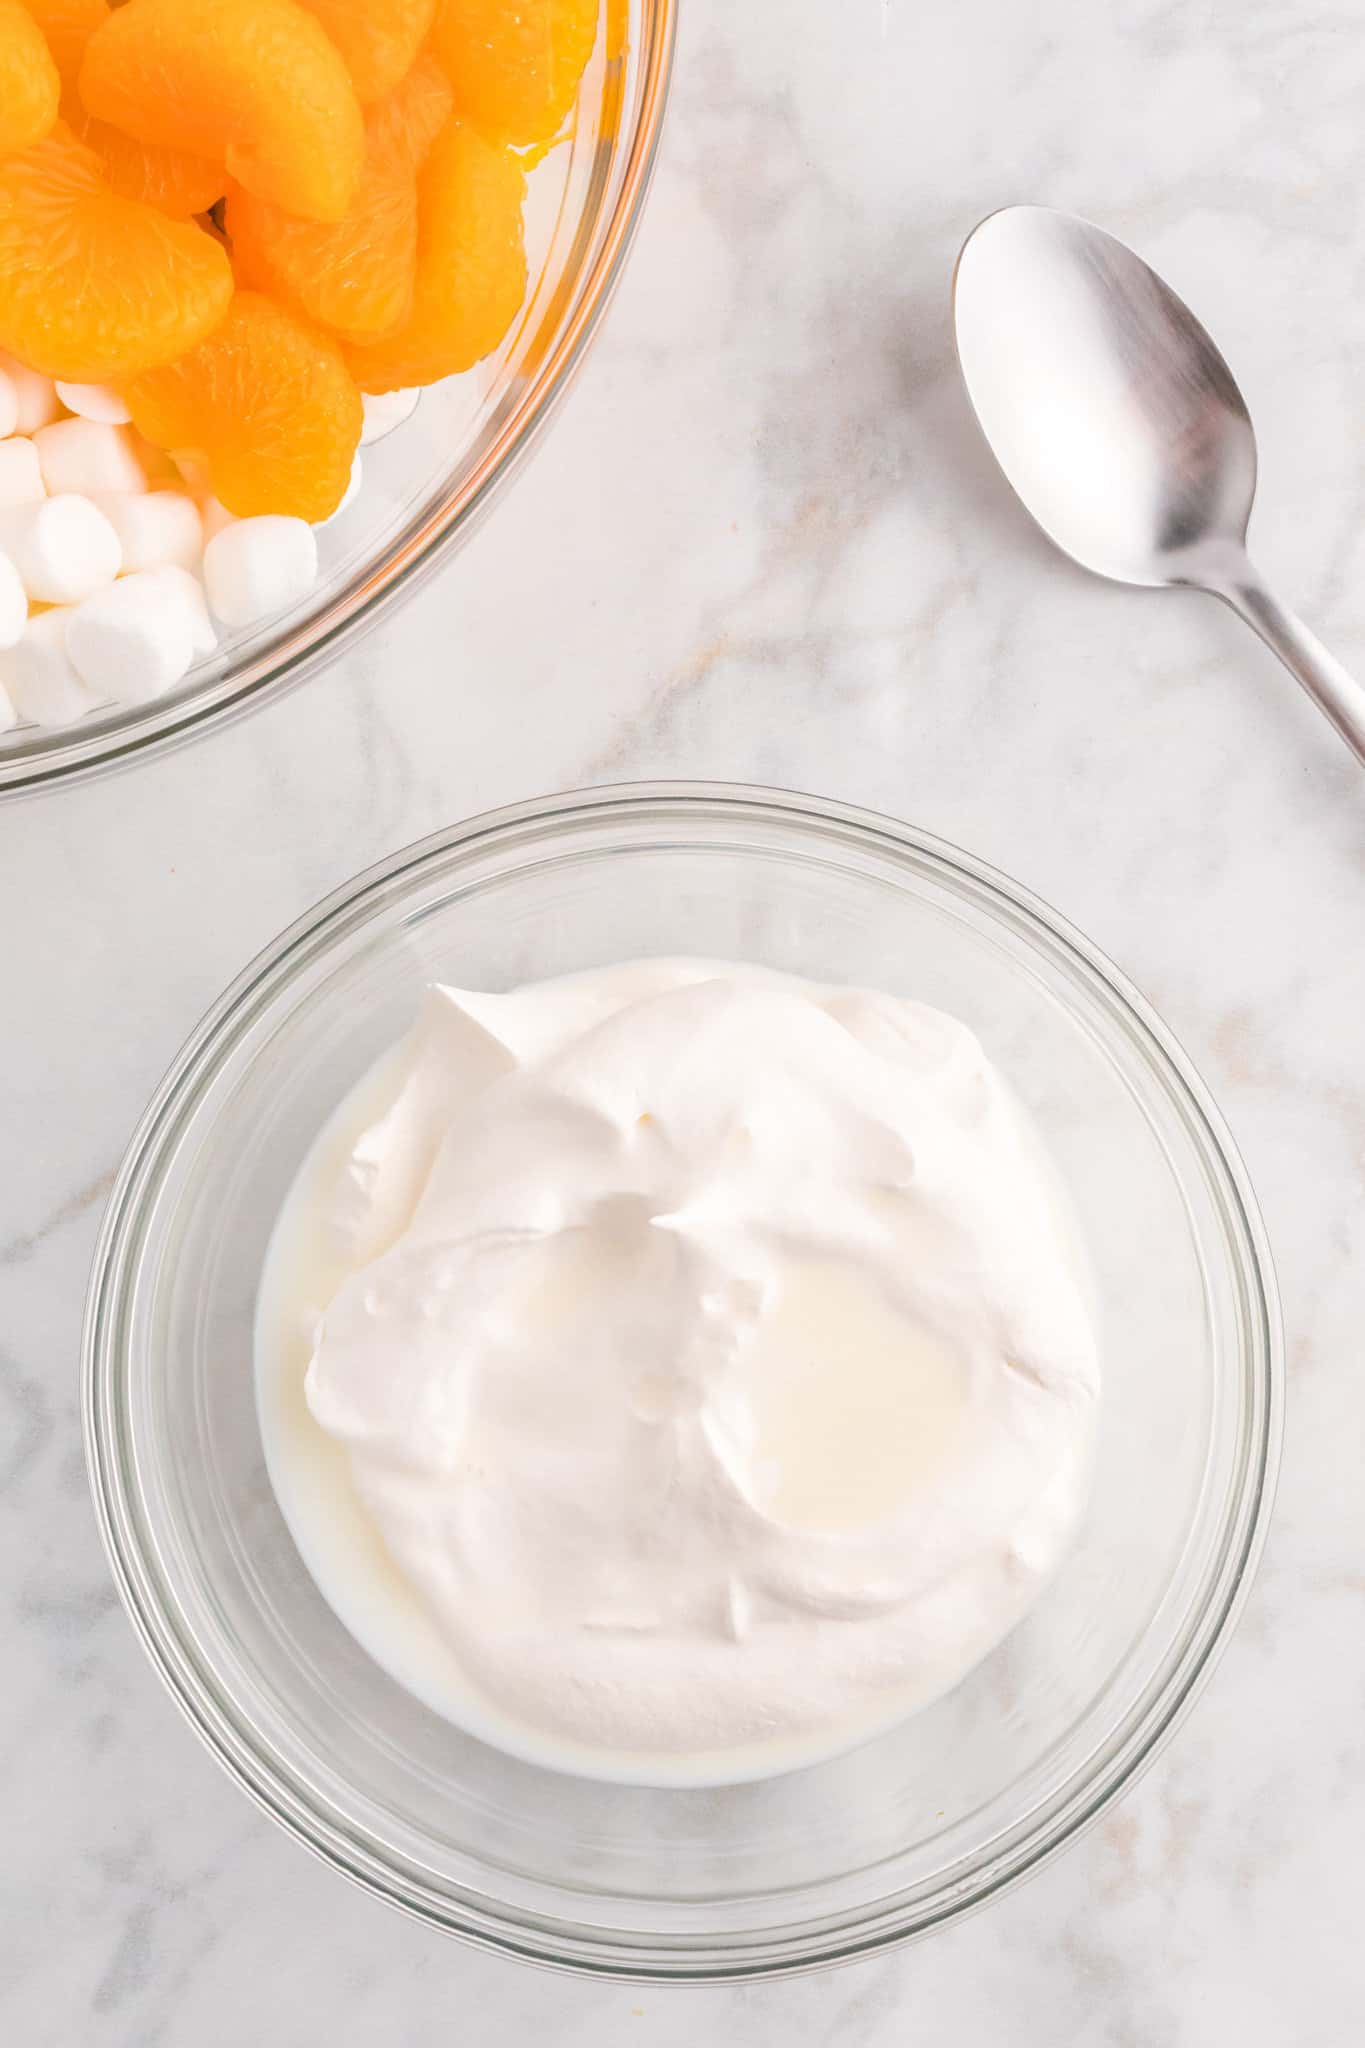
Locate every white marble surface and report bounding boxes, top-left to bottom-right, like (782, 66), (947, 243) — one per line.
(4, 0), (1365, 2038)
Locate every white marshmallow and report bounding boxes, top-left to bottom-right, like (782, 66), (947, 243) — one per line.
(0, 610), (108, 726)
(0, 354), (60, 433)
(0, 679), (16, 732)
(90, 489), (202, 573)
(359, 389), (420, 445)
(203, 516), (317, 628)
(147, 565), (218, 658)
(0, 495), (122, 603)
(34, 418), (147, 497)
(197, 494), (235, 545)
(0, 369), (17, 443)
(0, 437), (45, 509)
(54, 382), (133, 425)
(314, 454), (362, 528)
(0, 549), (25, 650)
(66, 570), (196, 704)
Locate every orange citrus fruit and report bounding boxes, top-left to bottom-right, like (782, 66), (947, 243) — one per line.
(80, 0), (364, 221)
(125, 291), (363, 521)
(431, 0), (598, 147)
(363, 50), (454, 174)
(69, 108), (223, 215)
(345, 120), (526, 392)
(1, 0), (61, 154)
(18, 1), (222, 216)
(296, 0), (436, 104)
(226, 56), (451, 344)
(13, 0), (100, 90)
(0, 122), (233, 380)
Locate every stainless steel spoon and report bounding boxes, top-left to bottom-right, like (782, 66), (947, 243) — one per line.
(953, 204), (1365, 764)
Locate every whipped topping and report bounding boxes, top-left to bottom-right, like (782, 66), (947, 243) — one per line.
(274, 960), (1100, 1779)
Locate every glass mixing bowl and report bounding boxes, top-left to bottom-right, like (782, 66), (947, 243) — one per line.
(83, 784), (1282, 1979)
(0, 2), (675, 796)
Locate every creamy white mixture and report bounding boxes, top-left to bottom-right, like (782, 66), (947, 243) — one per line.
(257, 960), (1099, 1782)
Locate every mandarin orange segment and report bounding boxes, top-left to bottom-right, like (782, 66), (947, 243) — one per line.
(0, 122), (233, 380)
(227, 179), (413, 348)
(68, 109), (223, 216)
(14, 0), (103, 93)
(18, 0), (220, 217)
(296, 0), (435, 104)
(431, 0), (597, 147)
(125, 291), (363, 521)
(364, 51), (455, 175)
(1, 0), (62, 154)
(345, 120), (526, 392)
(225, 57), (451, 344)
(79, 0), (364, 222)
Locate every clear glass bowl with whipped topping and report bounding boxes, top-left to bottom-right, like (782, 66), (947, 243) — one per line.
(0, 0), (675, 796)
(84, 783), (1281, 1977)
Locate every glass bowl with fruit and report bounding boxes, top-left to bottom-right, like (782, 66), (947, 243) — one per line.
(0, 0), (675, 793)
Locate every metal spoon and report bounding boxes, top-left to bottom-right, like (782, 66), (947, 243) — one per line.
(953, 204), (1365, 764)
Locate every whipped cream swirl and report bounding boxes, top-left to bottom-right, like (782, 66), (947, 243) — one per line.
(300, 960), (1099, 1771)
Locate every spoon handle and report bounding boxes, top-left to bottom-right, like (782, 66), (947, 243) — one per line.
(1212, 556), (1365, 766)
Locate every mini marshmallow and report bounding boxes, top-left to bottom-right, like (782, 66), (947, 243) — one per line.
(147, 565), (218, 658)
(197, 494), (235, 545)
(359, 389), (420, 445)
(0, 438), (44, 509)
(0, 495), (122, 603)
(0, 354), (60, 433)
(0, 549), (25, 650)
(0, 368), (17, 443)
(203, 516), (317, 628)
(314, 454), (362, 528)
(54, 382), (133, 425)
(89, 489), (202, 573)
(0, 610), (108, 726)
(66, 570), (196, 704)
(34, 417), (147, 497)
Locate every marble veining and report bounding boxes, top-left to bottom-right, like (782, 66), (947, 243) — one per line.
(3, 0), (1365, 2039)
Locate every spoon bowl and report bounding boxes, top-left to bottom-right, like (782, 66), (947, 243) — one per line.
(954, 205), (1365, 762)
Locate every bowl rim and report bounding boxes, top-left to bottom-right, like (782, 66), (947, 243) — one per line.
(82, 779), (1284, 1979)
(0, 0), (678, 798)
